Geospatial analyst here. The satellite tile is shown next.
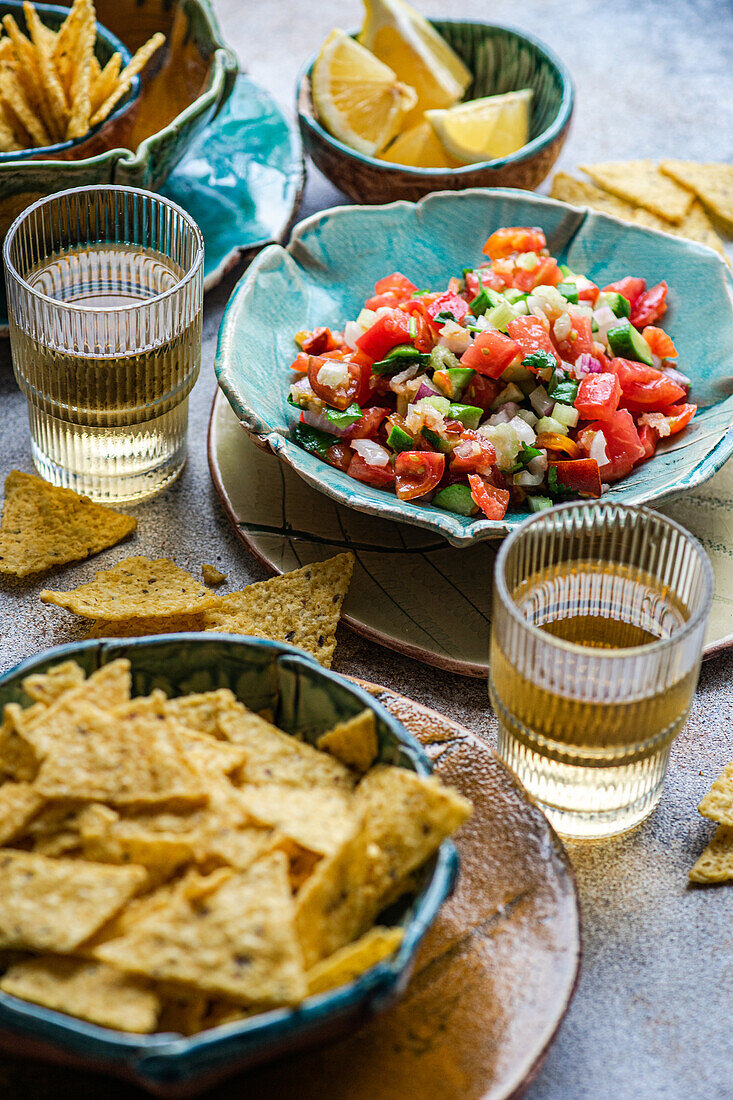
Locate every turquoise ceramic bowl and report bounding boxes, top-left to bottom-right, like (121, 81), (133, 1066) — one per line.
(296, 21), (573, 203)
(216, 188), (733, 547)
(0, 634), (458, 1095)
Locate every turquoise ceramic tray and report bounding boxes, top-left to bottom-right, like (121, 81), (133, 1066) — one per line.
(216, 188), (733, 547)
(0, 634), (457, 1095)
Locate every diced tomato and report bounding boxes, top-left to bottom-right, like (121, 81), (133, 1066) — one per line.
(426, 292), (469, 325)
(355, 310), (413, 360)
(483, 227), (547, 260)
(298, 327), (340, 355)
(575, 275), (600, 304)
(512, 257), (563, 293)
(535, 432), (582, 459)
(465, 268), (506, 299)
(584, 409), (646, 481)
(450, 431), (497, 474)
(324, 442), (352, 472)
(307, 356), (365, 411)
(554, 310), (595, 363)
(574, 372), (621, 421)
(460, 329), (521, 378)
(507, 315), (561, 368)
(464, 373), (502, 411)
(365, 272), (417, 310)
(601, 277), (646, 308)
(394, 451), (445, 500)
(347, 452), (395, 488)
(550, 459), (602, 498)
(641, 326), (677, 359)
(288, 351), (310, 373)
(342, 407), (388, 440)
(631, 282), (668, 328)
(468, 474), (511, 520)
(612, 357), (686, 412)
(636, 424), (658, 461)
(638, 403), (697, 440)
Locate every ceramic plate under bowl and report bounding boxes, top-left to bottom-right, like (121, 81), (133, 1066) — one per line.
(215, 188), (733, 548)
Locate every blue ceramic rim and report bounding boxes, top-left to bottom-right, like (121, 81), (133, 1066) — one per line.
(0, 1), (139, 162)
(215, 186), (733, 548)
(296, 19), (574, 176)
(0, 633), (459, 1065)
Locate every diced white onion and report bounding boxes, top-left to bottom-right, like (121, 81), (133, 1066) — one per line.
(317, 361), (351, 389)
(589, 431), (609, 465)
(514, 469), (545, 487)
(528, 453), (548, 475)
(553, 403), (579, 429)
(508, 416), (537, 445)
(516, 251), (539, 270)
(351, 439), (390, 467)
(592, 305), (617, 345)
(342, 321), (363, 350)
(530, 385), (554, 416)
(553, 312), (572, 342)
(516, 408), (538, 428)
(438, 320), (471, 355)
(486, 409), (511, 426)
(390, 363), (420, 386)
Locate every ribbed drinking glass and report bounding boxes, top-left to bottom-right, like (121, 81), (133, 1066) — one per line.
(490, 502), (713, 838)
(3, 185), (204, 502)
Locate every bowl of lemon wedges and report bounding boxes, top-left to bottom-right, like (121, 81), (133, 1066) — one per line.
(297, 0), (573, 204)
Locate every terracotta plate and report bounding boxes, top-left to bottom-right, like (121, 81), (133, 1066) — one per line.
(209, 391), (733, 676)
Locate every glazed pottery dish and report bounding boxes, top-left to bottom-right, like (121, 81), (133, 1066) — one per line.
(297, 21), (573, 203)
(0, 635), (458, 1094)
(216, 188), (733, 547)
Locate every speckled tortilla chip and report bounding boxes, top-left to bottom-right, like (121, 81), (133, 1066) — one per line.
(295, 827), (373, 967)
(317, 710), (379, 773)
(96, 853), (307, 1005)
(202, 553), (354, 667)
(202, 563), (227, 586)
(579, 160), (695, 223)
(0, 956), (160, 1033)
(0, 851), (146, 951)
(698, 763), (733, 827)
(84, 612), (206, 639)
(551, 173), (727, 258)
(236, 784), (358, 858)
(163, 689), (239, 738)
(660, 160), (733, 230)
(306, 926), (404, 995)
(0, 710), (40, 781)
(0, 781), (44, 844)
(0, 471), (136, 577)
(689, 825), (733, 883)
(22, 660), (86, 705)
(41, 556), (219, 620)
(33, 701), (208, 808)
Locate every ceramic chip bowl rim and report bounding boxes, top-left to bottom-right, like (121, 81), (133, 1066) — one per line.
(0, 0), (139, 162)
(215, 186), (733, 547)
(0, 633), (459, 1093)
(295, 19), (574, 177)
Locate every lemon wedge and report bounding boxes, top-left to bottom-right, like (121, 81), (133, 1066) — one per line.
(380, 119), (462, 169)
(427, 89), (533, 164)
(312, 29), (418, 156)
(358, 0), (471, 125)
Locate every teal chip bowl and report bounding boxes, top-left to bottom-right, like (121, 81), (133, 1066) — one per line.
(296, 20), (574, 203)
(0, 634), (459, 1096)
(215, 187), (733, 547)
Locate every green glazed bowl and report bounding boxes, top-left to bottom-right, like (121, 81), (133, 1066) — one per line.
(0, 634), (458, 1096)
(296, 20), (573, 203)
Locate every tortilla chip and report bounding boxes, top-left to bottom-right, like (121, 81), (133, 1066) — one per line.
(236, 784), (358, 858)
(295, 827), (373, 967)
(96, 853), (307, 1005)
(22, 660), (85, 705)
(551, 173), (727, 258)
(0, 711), (39, 781)
(356, 764), (472, 909)
(579, 160), (694, 223)
(200, 1001), (259, 1029)
(698, 763), (733, 827)
(0, 470), (136, 577)
(317, 710), (378, 773)
(84, 612), (206, 639)
(306, 926), (404, 995)
(33, 701), (208, 808)
(202, 563), (227, 586)
(0, 781), (44, 844)
(689, 825), (733, 884)
(0, 956), (160, 1033)
(202, 553), (354, 668)
(40, 556), (219, 620)
(0, 851), (146, 951)
(64, 2), (94, 139)
(157, 985), (208, 1035)
(660, 160), (733, 230)
(163, 689), (239, 738)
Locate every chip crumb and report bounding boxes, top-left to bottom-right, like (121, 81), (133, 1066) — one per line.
(202, 563), (227, 586)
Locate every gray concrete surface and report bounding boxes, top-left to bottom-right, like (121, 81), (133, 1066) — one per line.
(0, 0), (731, 1096)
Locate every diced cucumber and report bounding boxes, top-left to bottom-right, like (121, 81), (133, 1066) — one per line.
(292, 422), (338, 459)
(418, 394), (451, 416)
(596, 291), (630, 318)
(559, 264), (575, 278)
(557, 281), (579, 304)
(432, 365), (474, 399)
(552, 403), (579, 429)
(503, 288), (529, 305)
(606, 319), (653, 366)
(324, 403), (363, 430)
(499, 363), (535, 387)
(372, 344), (431, 375)
(470, 287), (502, 316)
(447, 403), (483, 429)
(536, 415), (569, 436)
(387, 424), (414, 452)
(429, 345), (461, 374)
(433, 483), (479, 516)
(490, 382), (524, 410)
(516, 408), (538, 427)
(486, 300), (519, 332)
(528, 495), (554, 512)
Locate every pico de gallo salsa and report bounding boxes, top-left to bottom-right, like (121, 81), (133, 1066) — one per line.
(287, 226), (694, 522)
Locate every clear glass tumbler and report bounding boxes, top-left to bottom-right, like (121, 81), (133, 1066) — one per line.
(3, 185), (204, 502)
(490, 502), (713, 839)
